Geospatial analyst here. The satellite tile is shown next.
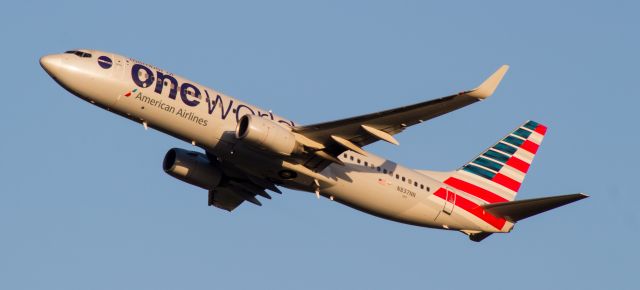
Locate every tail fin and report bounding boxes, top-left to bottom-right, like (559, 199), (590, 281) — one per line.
(445, 120), (547, 204)
(422, 121), (587, 240)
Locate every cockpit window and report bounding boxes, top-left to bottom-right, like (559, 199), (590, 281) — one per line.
(64, 50), (92, 58)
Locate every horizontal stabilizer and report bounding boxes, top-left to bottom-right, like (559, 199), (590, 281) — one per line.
(481, 193), (588, 222)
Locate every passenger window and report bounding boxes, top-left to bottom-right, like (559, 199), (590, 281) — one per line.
(364, 161), (368, 167)
(420, 184), (424, 189)
(350, 156), (354, 161)
(343, 153), (347, 158)
(427, 187), (430, 192)
(377, 167), (381, 172)
(357, 159), (361, 164)
(408, 179), (412, 184)
(395, 174), (399, 179)
(414, 182), (418, 187)
(383, 169), (387, 174)
(402, 177), (406, 182)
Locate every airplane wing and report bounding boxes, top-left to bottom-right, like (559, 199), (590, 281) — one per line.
(293, 65), (509, 169)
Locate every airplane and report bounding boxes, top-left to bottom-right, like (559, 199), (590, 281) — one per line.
(40, 49), (587, 242)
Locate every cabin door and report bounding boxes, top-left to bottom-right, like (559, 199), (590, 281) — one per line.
(443, 187), (456, 215)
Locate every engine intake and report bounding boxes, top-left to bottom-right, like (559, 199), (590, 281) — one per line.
(235, 114), (300, 156)
(162, 148), (222, 190)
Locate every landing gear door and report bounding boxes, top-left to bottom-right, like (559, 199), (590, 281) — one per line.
(443, 187), (455, 215)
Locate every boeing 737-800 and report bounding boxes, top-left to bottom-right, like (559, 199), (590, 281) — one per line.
(40, 49), (587, 241)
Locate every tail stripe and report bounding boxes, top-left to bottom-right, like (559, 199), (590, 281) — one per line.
(521, 140), (540, 154)
(513, 149), (534, 164)
(498, 165), (525, 183)
(464, 165), (524, 192)
(434, 187), (507, 229)
(494, 142), (517, 155)
(492, 173), (521, 192)
(444, 177), (508, 203)
(463, 164), (496, 179)
(523, 120), (547, 136)
(503, 135), (525, 147)
(472, 157), (503, 172)
(483, 149), (510, 163)
(523, 121), (540, 131)
(505, 156), (530, 173)
(513, 128), (532, 139)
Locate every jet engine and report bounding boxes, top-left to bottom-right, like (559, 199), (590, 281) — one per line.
(162, 148), (222, 190)
(235, 114), (301, 156)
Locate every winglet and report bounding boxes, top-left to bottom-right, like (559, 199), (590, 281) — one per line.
(466, 65), (509, 99)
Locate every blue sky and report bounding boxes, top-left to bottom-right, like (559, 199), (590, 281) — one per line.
(1, 1), (637, 289)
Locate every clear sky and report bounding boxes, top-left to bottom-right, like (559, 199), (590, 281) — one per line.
(1, 1), (637, 289)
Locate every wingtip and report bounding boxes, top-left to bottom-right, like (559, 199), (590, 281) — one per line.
(467, 64), (509, 99)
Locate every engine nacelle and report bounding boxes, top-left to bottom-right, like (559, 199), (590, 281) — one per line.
(235, 114), (300, 156)
(162, 148), (222, 190)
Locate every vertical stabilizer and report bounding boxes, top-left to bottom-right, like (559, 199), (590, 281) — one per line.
(451, 120), (547, 202)
(430, 121), (548, 232)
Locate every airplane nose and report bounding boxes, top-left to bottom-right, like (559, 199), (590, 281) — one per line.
(39, 54), (62, 76)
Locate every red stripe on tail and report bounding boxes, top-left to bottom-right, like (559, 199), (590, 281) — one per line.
(434, 188), (507, 230)
(535, 124), (547, 135)
(520, 140), (540, 154)
(444, 177), (508, 203)
(506, 156), (530, 173)
(492, 173), (521, 192)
